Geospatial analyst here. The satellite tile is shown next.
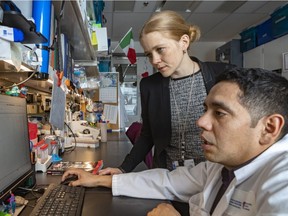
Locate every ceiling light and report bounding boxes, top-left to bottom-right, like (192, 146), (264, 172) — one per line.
(155, 8), (161, 12)
(155, 0), (166, 12)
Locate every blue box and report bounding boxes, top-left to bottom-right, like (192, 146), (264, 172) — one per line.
(271, 3), (288, 39)
(256, 18), (273, 46)
(240, 27), (257, 52)
(98, 61), (110, 72)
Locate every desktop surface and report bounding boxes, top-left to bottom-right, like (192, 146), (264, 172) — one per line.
(20, 132), (171, 216)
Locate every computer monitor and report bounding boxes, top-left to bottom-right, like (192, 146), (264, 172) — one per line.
(0, 94), (34, 202)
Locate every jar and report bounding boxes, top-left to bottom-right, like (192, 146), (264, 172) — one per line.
(40, 144), (48, 164)
(50, 140), (58, 155)
(34, 139), (45, 159)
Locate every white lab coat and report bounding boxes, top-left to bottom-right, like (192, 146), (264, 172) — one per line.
(112, 134), (288, 215)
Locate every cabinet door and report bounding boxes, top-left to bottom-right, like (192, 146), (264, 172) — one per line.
(243, 45), (264, 68)
(263, 35), (288, 70)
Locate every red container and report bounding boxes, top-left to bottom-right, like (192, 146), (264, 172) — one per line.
(28, 122), (38, 140)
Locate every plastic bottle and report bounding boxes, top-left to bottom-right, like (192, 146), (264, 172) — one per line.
(39, 143), (48, 164)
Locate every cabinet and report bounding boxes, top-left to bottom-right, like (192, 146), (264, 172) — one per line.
(0, 1), (99, 93)
(243, 34), (288, 71)
(52, 1), (96, 61)
(52, 0), (99, 81)
(216, 39), (243, 67)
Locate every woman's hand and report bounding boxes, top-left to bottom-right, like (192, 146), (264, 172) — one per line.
(147, 203), (181, 216)
(98, 167), (123, 175)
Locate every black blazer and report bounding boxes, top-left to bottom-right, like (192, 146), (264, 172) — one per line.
(120, 57), (236, 172)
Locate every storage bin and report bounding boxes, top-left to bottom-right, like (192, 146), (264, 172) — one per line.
(98, 61), (110, 72)
(271, 3), (288, 39)
(257, 18), (273, 46)
(240, 27), (257, 52)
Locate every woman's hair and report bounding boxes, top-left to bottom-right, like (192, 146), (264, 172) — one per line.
(140, 10), (201, 47)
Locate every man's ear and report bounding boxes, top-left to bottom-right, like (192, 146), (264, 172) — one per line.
(260, 114), (285, 145)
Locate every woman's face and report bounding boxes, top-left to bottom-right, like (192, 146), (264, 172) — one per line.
(140, 31), (186, 78)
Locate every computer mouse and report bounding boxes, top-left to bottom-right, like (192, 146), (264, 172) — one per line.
(61, 174), (78, 185)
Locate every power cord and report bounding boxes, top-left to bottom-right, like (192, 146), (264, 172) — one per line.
(64, 121), (77, 153)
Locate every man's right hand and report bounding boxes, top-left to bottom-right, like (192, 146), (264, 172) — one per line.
(98, 167), (123, 175)
(147, 203), (181, 216)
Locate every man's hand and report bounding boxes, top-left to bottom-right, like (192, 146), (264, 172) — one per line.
(62, 168), (112, 188)
(147, 203), (181, 216)
(98, 167), (123, 175)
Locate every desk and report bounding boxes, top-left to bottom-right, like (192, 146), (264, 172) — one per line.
(20, 132), (169, 216)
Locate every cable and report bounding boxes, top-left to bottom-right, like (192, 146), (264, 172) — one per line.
(18, 186), (45, 194)
(17, 185), (46, 200)
(64, 121), (77, 153)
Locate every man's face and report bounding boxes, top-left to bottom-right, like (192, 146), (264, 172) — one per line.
(197, 81), (265, 168)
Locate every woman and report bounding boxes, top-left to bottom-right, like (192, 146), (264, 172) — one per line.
(100, 10), (235, 174)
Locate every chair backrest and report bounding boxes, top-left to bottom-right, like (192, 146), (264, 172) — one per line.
(125, 122), (153, 169)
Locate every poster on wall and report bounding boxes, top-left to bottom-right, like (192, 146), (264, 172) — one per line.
(99, 72), (118, 103)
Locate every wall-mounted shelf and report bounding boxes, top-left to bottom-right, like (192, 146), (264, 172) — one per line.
(0, 72), (52, 94)
(2, 11), (48, 44)
(52, 1), (96, 61)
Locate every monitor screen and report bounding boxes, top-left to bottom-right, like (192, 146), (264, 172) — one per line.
(0, 94), (34, 201)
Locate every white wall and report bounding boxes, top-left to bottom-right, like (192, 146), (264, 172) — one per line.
(189, 41), (225, 61)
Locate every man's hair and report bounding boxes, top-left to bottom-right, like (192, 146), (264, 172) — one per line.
(216, 67), (288, 137)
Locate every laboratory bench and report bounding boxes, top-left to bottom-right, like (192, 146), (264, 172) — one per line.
(19, 131), (171, 216)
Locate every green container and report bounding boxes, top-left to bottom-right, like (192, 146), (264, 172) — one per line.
(271, 3), (288, 39)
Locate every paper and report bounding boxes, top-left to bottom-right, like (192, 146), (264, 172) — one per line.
(103, 104), (118, 124)
(99, 87), (117, 103)
(99, 72), (118, 103)
(49, 72), (66, 130)
(95, 27), (108, 51)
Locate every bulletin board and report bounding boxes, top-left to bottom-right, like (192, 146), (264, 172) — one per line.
(93, 72), (119, 130)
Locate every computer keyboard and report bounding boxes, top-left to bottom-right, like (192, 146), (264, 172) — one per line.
(30, 183), (85, 216)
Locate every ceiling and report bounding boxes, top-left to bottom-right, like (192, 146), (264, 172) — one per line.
(102, 0), (287, 43)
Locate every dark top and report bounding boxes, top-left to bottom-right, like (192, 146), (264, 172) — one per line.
(120, 57), (236, 172)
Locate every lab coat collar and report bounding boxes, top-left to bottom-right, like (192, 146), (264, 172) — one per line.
(234, 133), (288, 184)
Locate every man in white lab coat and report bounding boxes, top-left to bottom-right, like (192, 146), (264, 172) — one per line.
(63, 67), (288, 215)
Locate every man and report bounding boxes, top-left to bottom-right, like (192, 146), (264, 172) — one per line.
(62, 68), (288, 215)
